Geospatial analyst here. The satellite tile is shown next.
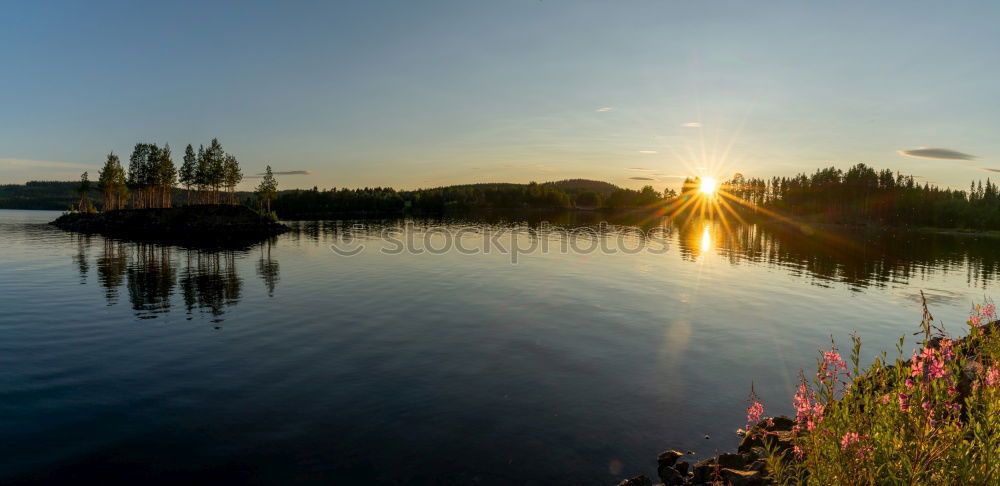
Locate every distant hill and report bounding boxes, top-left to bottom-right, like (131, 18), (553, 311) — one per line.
(543, 179), (620, 197)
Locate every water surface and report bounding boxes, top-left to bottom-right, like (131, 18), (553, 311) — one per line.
(1, 209), (997, 484)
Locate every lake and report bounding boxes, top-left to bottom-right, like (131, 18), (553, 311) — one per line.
(1, 208), (997, 485)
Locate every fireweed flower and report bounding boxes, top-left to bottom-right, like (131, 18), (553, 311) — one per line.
(940, 339), (955, 361)
(793, 383), (822, 431)
(840, 431), (861, 450)
(792, 445), (804, 459)
(986, 365), (1000, 387)
(927, 359), (948, 380)
(899, 393), (909, 412)
(746, 400), (764, 433)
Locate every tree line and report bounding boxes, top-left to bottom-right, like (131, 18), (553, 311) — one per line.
(716, 163), (1000, 229)
(273, 181), (678, 217)
(78, 138), (281, 212)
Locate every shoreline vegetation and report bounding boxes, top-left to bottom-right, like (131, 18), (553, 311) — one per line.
(619, 297), (1000, 486)
(5, 162), (1000, 233)
(50, 205), (289, 247)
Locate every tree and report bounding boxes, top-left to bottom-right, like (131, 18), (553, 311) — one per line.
(77, 171), (93, 212)
(128, 143), (151, 208)
(97, 152), (127, 210)
(222, 154), (242, 204)
(204, 138), (226, 203)
(195, 144), (208, 203)
(179, 144), (196, 204)
(156, 143), (176, 208)
(256, 165), (277, 212)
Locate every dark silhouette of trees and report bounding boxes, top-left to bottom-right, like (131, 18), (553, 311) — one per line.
(76, 171), (94, 212)
(97, 153), (128, 210)
(179, 144), (197, 204)
(256, 165), (278, 212)
(720, 163), (1000, 230)
(126, 143), (175, 208)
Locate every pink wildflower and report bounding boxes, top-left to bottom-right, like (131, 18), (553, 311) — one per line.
(899, 393), (909, 412)
(746, 400), (764, 433)
(940, 339), (955, 361)
(792, 445), (804, 459)
(880, 394), (891, 404)
(840, 431), (861, 450)
(986, 365), (1000, 387)
(928, 359), (948, 380)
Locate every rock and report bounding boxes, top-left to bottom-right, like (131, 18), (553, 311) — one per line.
(656, 466), (684, 486)
(719, 468), (765, 486)
(717, 452), (745, 470)
(656, 450), (684, 468)
(691, 459), (718, 484)
(674, 460), (689, 476)
(616, 475), (653, 486)
(748, 459), (767, 473)
(738, 425), (794, 454)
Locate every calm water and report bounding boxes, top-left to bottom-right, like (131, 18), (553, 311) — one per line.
(1, 209), (998, 484)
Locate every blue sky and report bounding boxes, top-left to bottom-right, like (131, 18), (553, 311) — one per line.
(1, 1), (997, 190)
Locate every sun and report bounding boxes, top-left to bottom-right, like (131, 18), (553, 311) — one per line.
(699, 176), (718, 195)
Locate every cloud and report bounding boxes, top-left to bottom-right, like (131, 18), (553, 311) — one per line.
(898, 147), (976, 160)
(626, 167), (655, 171)
(638, 150), (658, 154)
(595, 107), (613, 112)
(246, 169), (313, 179)
(272, 170), (311, 175)
(681, 122), (702, 128)
(981, 168), (1000, 173)
(629, 176), (656, 181)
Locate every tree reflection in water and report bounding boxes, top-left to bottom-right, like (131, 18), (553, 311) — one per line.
(91, 238), (280, 324)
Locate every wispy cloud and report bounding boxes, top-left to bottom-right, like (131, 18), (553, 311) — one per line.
(626, 167), (655, 171)
(629, 176), (656, 181)
(898, 147), (976, 160)
(681, 122), (702, 128)
(981, 168), (1000, 173)
(595, 107), (613, 112)
(637, 150), (658, 154)
(246, 169), (313, 179)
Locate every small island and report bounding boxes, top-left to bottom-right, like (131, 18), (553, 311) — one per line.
(51, 205), (289, 245)
(49, 138), (287, 246)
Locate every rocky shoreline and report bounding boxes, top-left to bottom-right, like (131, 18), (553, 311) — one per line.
(50, 205), (289, 246)
(619, 319), (1000, 486)
(617, 416), (793, 486)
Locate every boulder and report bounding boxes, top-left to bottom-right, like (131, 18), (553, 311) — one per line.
(674, 460), (689, 476)
(717, 452), (745, 470)
(656, 450), (684, 468)
(691, 459), (718, 484)
(719, 468), (765, 486)
(616, 475), (653, 486)
(657, 465), (684, 486)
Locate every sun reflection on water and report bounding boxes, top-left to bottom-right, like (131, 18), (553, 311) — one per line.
(700, 224), (712, 255)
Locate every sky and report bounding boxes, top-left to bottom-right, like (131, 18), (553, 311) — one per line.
(1, 0), (998, 191)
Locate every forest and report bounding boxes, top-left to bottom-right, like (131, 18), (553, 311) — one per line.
(720, 163), (1000, 230)
(5, 161), (1000, 230)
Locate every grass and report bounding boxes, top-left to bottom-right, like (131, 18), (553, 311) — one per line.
(748, 295), (1000, 485)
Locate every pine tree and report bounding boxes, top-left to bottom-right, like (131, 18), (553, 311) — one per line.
(97, 153), (125, 211)
(77, 171), (91, 212)
(256, 165), (277, 212)
(195, 144), (208, 204)
(179, 144), (196, 204)
(222, 154), (242, 204)
(156, 143), (177, 207)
